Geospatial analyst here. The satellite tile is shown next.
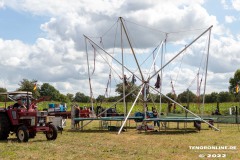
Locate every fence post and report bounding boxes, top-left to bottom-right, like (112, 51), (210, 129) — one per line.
(71, 105), (75, 129)
(236, 106), (238, 124)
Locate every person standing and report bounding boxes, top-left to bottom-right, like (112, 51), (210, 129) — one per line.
(74, 106), (80, 129)
(152, 107), (160, 128)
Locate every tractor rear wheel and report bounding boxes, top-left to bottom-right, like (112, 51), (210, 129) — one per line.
(0, 113), (10, 140)
(17, 125), (29, 142)
(46, 123), (58, 140)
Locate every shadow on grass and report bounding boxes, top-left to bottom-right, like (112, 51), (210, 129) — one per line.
(66, 127), (204, 135)
(0, 139), (9, 143)
(29, 139), (51, 142)
(138, 128), (200, 135)
(125, 126), (138, 129)
(0, 137), (20, 143)
(0, 138), (48, 143)
(66, 129), (126, 134)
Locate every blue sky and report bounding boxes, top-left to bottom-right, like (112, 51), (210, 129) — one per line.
(0, 0), (240, 96)
(204, 0), (240, 35)
(0, 8), (48, 44)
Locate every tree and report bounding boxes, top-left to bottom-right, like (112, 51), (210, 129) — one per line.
(66, 93), (74, 102)
(229, 69), (240, 101)
(154, 93), (169, 103)
(96, 95), (105, 103)
(115, 83), (140, 114)
(17, 79), (40, 98)
(106, 96), (120, 102)
(229, 69), (240, 94)
(74, 92), (90, 103)
(204, 92), (218, 103)
(58, 94), (69, 103)
(0, 87), (7, 101)
(177, 90), (196, 103)
(40, 83), (60, 101)
(115, 83), (139, 102)
(218, 91), (233, 102)
(166, 92), (177, 102)
(148, 93), (158, 103)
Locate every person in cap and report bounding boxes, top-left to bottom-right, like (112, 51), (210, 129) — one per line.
(13, 98), (26, 109)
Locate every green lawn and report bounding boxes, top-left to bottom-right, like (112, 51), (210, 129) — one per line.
(1, 101), (240, 159)
(0, 119), (239, 160)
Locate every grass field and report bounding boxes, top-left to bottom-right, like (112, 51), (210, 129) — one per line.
(1, 101), (240, 159)
(0, 119), (239, 160)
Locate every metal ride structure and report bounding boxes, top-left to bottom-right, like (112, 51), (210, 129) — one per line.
(83, 17), (220, 134)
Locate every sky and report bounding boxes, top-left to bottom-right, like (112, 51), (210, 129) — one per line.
(0, 0), (240, 97)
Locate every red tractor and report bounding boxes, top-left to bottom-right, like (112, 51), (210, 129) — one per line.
(0, 91), (58, 142)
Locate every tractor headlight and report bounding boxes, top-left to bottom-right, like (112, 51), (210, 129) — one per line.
(39, 119), (44, 123)
(37, 117), (47, 127)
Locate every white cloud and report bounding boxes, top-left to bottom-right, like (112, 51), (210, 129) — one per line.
(221, 0), (231, 9)
(206, 71), (232, 92)
(237, 34), (240, 40)
(225, 15), (237, 23)
(232, 0), (240, 11)
(0, 39), (31, 67)
(0, 0), (4, 8)
(4, 0), (124, 17)
(209, 35), (240, 75)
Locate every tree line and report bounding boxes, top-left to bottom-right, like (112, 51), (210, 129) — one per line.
(0, 79), (90, 103)
(0, 69), (240, 103)
(97, 88), (238, 104)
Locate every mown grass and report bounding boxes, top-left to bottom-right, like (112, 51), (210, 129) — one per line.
(0, 119), (239, 160)
(0, 101), (239, 159)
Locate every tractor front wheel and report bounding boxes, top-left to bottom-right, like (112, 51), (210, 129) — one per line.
(17, 125), (29, 142)
(0, 113), (10, 140)
(46, 123), (58, 140)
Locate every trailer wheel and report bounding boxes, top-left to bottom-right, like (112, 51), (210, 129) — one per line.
(46, 123), (58, 140)
(17, 125), (29, 142)
(0, 113), (10, 140)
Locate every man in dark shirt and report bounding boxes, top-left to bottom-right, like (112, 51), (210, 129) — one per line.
(74, 106), (80, 129)
(13, 98), (26, 109)
(152, 107), (160, 128)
